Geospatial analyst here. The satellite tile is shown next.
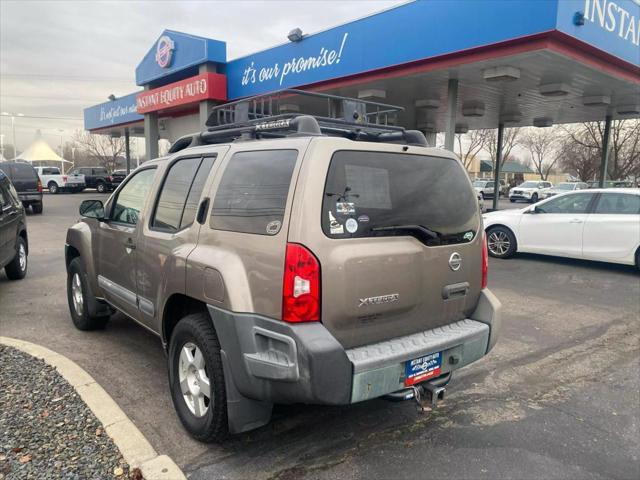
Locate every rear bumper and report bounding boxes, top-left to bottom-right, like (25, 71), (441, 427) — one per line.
(208, 288), (501, 407)
(19, 193), (42, 203)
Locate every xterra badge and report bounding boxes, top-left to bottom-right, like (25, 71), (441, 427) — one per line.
(358, 293), (399, 307)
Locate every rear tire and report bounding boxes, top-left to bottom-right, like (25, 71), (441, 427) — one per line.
(509, 199), (515, 203)
(168, 313), (228, 443)
(67, 257), (109, 330)
(31, 202), (43, 214)
(96, 182), (106, 194)
(486, 226), (517, 259)
(4, 237), (27, 280)
(48, 182), (59, 194)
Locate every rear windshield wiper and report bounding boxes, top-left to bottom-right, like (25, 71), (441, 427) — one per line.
(371, 224), (441, 242)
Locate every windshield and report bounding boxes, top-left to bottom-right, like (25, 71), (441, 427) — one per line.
(473, 180), (488, 187)
(556, 183), (574, 190)
(322, 151), (479, 245)
(519, 181), (540, 188)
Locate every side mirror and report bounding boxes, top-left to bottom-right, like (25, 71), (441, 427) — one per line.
(79, 199), (105, 220)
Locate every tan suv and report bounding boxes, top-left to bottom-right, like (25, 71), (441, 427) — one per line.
(65, 91), (501, 442)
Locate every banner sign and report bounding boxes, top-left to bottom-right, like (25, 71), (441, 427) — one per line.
(136, 72), (227, 113)
(84, 92), (143, 131)
(136, 30), (226, 86)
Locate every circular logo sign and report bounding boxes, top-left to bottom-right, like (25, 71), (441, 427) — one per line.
(155, 35), (175, 69)
(448, 252), (462, 271)
(345, 218), (358, 234)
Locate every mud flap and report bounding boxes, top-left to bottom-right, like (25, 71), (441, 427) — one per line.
(220, 350), (273, 434)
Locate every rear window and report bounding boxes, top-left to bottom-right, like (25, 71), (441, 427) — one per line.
(211, 150), (297, 235)
(322, 151), (479, 245)
(4, 163), (37, 181)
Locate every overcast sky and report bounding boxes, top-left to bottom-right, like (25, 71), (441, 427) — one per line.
(0, 0), (402, 152)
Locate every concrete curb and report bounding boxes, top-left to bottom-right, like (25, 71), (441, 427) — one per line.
(0, 336), (186, 480)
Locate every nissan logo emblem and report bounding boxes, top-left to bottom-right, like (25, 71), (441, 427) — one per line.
(449, 252), (462, 271)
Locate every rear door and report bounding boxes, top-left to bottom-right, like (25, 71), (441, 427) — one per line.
(8, 163), (39, 195)
(582, 192), (640, 263)
(0, 177), (16, 266)
(290, 140), (483, 349)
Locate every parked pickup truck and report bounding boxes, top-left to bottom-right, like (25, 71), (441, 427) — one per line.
(34, 167), (85, 194)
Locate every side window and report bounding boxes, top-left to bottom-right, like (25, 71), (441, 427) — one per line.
(152, 156), (215, 231)
(180, 156), (216, 229)
(538, 192), (595, 214)
(0, 182), (7, 208)
(211, 150), (297, 235)
(110, 168), (156, 225)
(594, 193), (640, 215)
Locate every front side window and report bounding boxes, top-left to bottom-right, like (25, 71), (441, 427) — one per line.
(322, 151), (479, 245)
(152, 156), (215, 232)
(593, 193), (640, 215)
(211, 150), (297, 235)
(537, 192), (595, 214)
(110, 168), (156, 225)
(0, 182), (8, 208)
(519, 181), (539, 188)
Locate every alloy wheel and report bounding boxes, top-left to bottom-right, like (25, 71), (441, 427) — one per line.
(71, 273), (84, 316)
(178, 342), (211, 417)
(488, 230), (511, 256)
(18, 244), (27, 272)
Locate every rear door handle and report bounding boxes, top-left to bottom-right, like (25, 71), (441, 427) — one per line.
(124, 238), (136, 250)
(442, 282), (470, 300)
(196, 197), (210, 225)
(569, 218), (583, 224)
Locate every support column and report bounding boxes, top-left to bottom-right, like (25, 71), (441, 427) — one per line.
(144, 112), (159, 161)
(124, 128), (131, 174)
(598, 115), (612, 188)
(199, 63), (218, 127)
(492, 123), (505, 211)
(444, 78), (458, 151)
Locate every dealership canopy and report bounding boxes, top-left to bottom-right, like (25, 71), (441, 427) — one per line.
(85, 0), (639, 204)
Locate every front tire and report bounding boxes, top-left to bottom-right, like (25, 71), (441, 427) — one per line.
(486, 226), (517, 259)
(168, 313), (228, 442)
(67, 257), (109, 330)
(31, 202), (43, 214)
(530, 193), (538, 203)
(96, 182), (106, 194)
(4, 237), (27, 280)
(48, 182), (59, 194)
(509, 199), (516, 203)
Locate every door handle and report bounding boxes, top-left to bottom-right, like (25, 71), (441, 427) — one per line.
(124, 238), (136, 250)
(196, 197), (210, 225)
(569, 218), (583, 224)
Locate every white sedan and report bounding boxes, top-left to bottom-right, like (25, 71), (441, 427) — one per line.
(483, 188), (640, 268)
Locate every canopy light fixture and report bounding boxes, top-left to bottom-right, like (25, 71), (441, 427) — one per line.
(582, 95), (611, 106)
(417, 121), (437, 133)
(287, 28), (304, 42)
(462, 101), (485, 117)
(483, 66), (520, 82)
(455, 123), (469, 134)
(533, 117), (553, 128)
(539, 82), (571, 97)
(415, 98), (440, 109)
(616, 104), (640, 115)
(500, 112), (522, 123)
(279, 103), (300, 113)
(358, 89), (386, 99)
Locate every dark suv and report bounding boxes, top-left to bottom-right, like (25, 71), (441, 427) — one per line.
(72, 167), (113, 193)
(0, 161), (43, 214)
(0, 170), (28, 280)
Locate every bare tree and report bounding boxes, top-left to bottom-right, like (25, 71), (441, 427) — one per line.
(455, 130), (487, 171)
(72, 131), (127, 172)
(556, 138), (600, 182)
(481, 127), (521, 169)
(562, 120), (640, 180)
(521, 127), (561, 180)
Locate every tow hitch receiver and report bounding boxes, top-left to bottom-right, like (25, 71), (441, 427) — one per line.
(383, 382), (446, 412)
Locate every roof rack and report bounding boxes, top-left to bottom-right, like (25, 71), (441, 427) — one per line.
(169, 89), (428, 153)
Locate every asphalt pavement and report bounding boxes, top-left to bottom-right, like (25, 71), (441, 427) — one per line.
(0, 193), (638, 480)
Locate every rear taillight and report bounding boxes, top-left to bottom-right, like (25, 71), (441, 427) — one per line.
(481, 232), (488, 289)
(37, 179), (43, 193)
(282, 243), (320, 322)
(107, 176), (112, 182)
